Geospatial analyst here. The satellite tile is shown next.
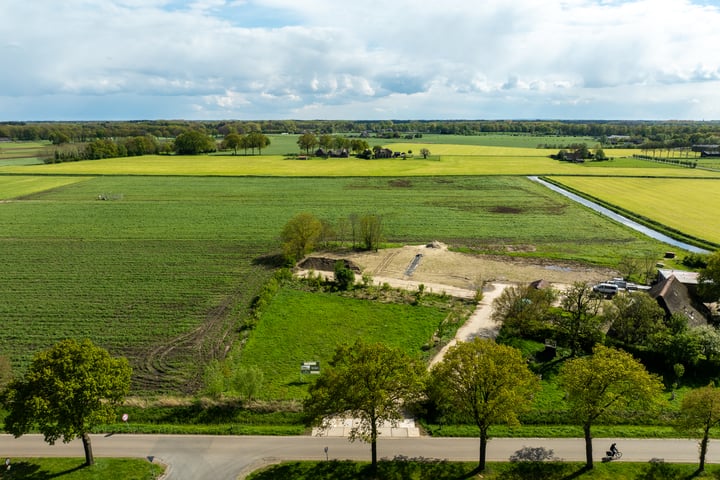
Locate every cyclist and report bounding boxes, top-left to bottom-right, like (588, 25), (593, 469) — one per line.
(609, 443), (618, 457)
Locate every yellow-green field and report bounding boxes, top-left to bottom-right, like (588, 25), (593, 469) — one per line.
(2, 147), (718, 177)
(548, 176), (720, 245)
(0, 176), (92, 199)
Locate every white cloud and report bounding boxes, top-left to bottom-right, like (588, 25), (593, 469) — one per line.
(1, 0), (719, 119)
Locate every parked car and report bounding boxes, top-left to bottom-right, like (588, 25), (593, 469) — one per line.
(593, 283), (619, 296)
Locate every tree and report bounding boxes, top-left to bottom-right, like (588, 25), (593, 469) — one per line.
(280, 212), (322, 263)
(491, 283), (557, 338)
(420, 147), (430, 159)
(333, 260), (355, 291)
(222, 132), (244, 155)
(318, 134), (333, 150)
(699, 250), (720, 302)
(558, 344), (664, 470)
(174, 130), (216, 155)
(594, 147), (607, 161)
(297, 133), (318, 155)
(246, 131), (270, 154)
(359, 214), (383, 251)
(676, 384), (720, 472)
(429, 339), (539, 472)
(604, 291), (666, 346)
(555, 282), (604, 356)
(304, 340), (425, 473)
(3, 339), (131, 466)
(349, 138), (369, 154)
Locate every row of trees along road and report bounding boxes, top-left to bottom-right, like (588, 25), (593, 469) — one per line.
(3, 337), (720, 473)
(304, 338), (709, 474)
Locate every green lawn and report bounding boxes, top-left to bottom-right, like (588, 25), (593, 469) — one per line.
(0, 457), (163, 479)
(239, 286), (467, 400)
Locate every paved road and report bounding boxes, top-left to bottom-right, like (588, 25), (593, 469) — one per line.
(1, 434), (719, 479)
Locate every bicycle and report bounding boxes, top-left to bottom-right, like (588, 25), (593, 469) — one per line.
(606, 450), (623, 460)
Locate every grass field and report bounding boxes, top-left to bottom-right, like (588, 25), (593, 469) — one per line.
(547, 176), (720, 245)
(0, 141), (50, 166)
(0, 457), (164, 479)
(240, 286), (472, 400)
(0, 175), (91, 198)
(0, 174), (670, 395)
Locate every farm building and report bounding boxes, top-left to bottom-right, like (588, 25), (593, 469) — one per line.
(374, 148), (393, 158)
(648, 274), (711, 326)
(692, 144), (720, 157)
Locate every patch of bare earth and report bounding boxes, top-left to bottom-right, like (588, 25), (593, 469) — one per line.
(341, 242), (617, 289)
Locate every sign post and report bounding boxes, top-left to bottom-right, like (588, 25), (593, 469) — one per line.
(301, 361), (320, 375)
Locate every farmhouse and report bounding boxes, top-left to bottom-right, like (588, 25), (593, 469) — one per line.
(314, 148), (349, 158)
(648, 273), (710, 326)
(374, 148), (393, 158)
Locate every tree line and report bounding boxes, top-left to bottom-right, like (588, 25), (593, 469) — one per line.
(43, 130), (272, 163)
(4, 119), (720, 146)
(280, 212), (383, 264)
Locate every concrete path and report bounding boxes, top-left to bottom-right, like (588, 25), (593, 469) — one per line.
(429, 282), (511, 367)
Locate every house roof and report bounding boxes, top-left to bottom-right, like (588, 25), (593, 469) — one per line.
(648, 275), (708, 327)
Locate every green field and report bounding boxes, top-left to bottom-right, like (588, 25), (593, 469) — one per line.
(548, 176), (720, 245)
(1, 457), (164, 479)
(4, 149), (719, 178)
(0, 173), (672, 394)
(0, 175), (91, 198)
(240, 286), (471, 400)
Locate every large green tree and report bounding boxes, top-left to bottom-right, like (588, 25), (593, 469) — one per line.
(173, 130), (216, 155)
(221, 132), (244, 155)
(297, 132), (318, 155)
(558, 344), (664, 470)
(492, 283), (557, 338)
(245, 131), (270, 154)
(304, 340), (425, 473)
(3, 339), (131, 466)
(556, 282), (604, 356)
(429, 339), (539, 472)
(676, 384), (720, 472)
(604, 291), (666, 346)
(280, 212), (323, 263)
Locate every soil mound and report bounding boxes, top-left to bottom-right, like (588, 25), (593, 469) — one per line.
(298, 256), (362, 273)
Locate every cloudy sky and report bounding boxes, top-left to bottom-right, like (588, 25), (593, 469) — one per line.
(2, 0), (720, 121)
